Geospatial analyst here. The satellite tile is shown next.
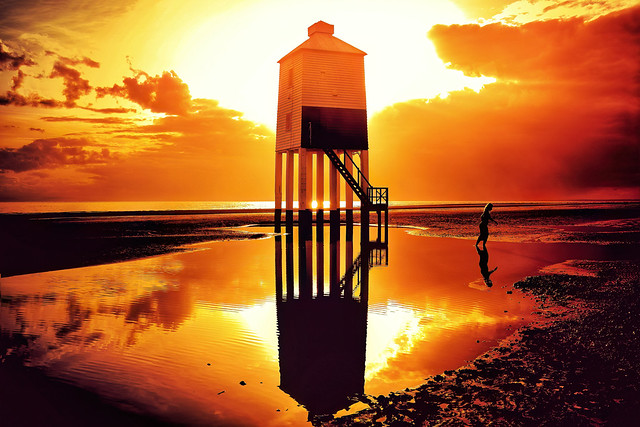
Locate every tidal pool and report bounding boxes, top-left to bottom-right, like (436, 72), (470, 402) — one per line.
(0, 224), (618, 425)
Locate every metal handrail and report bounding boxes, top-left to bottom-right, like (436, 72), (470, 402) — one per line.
(338, 253), (362, 292)
(342, 150), (372, 190)
(367, 186), (388, 205)
(339, 245), (388, 296)
(341, 150), (388, 206)
(322, 148), (388, 208)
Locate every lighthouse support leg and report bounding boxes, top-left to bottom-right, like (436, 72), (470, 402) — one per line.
(329, 159), (340, 296)
(285, 150), (294, 225)
(298, 148), (312, 240)
(315, 152), (325, 296)
(316, 152), (324, 232)
(360, 150), (370, 244)
(329, 158), (340, 229)
(275, 151), (282, 230)
(345, 150), (354, 228)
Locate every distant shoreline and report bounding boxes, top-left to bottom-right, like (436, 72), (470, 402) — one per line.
(0, 200), (637, 218)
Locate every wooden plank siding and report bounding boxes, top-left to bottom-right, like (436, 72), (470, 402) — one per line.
(276, 55), (303, 152)
(301, 50), (366, 110)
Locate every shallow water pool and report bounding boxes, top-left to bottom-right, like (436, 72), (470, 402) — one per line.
(0, 224), (624, 425)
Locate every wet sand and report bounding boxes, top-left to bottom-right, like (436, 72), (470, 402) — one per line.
(1, 202), (639, 425)
(0, 212), (274, 277)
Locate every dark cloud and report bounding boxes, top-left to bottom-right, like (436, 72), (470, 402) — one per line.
(428, 6), (640, 86)
(0, 96), (274, 201)
(80, 106), (137, 114)
(0, 1), (134, 40)
(0, 40), (35, 70)
(29, 127), (45, 132)
(96, 70), (192, 116)
(1, 48), (100, 109)
(565, 111), (640, 189)
(370, 6), (640, 200)
(40, 115), (135, 125)
(0, 137), (113, 173)
(58, 55), (100, 68)
(63, 100), (273, 201)
(11, 69), (25, 90)
(49, 60), (92, 107)
(0, 91), (64, 108)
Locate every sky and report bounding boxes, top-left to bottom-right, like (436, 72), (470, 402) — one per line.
(0, 0), (638, 202)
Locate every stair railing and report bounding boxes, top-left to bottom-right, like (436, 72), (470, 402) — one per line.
(322, 148), (389, 208)
(341, 149), (372, 192)
(368, 186), (388, 206)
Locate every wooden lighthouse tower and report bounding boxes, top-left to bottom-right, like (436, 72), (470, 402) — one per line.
(275, 21), (388, 240)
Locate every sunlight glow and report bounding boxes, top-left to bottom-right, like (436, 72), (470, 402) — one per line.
(237, 301), (279, 360)
(365, 301), (518, 381)
(171, 0), (490, 127)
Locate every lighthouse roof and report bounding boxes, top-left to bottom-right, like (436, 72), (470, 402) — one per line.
(278, 21), (366, 63)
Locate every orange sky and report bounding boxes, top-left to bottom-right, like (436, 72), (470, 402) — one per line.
(1, 0), (638, 202)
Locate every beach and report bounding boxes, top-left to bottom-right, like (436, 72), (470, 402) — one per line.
(1, 201), (639, 426)
(2, 201), (637, 278)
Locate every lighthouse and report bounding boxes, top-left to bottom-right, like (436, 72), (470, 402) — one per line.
(272, 23), (389, 418)
(275, 21), (387, 240)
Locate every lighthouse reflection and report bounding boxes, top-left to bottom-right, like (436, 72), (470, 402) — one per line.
(274, 215), (387, 420)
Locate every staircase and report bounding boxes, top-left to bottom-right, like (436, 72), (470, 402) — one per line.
(322, 148), (388, 209)
(338, 244), (388, 295)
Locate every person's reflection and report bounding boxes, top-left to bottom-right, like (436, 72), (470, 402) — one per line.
(275, 217), (368, 421)
(476, 245), (498, 287)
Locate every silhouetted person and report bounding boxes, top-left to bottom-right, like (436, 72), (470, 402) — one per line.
(475, 203), (497, 249)
(476, 245), (497, 287)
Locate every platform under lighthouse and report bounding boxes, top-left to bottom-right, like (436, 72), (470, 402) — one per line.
(274, 21), (387, 240)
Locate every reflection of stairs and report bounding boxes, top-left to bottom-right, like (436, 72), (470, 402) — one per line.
(338, 253), (363, 293)
(322, 148), (388, 209)
(368, 242), (388, 267)
(338, 243), (388, 294)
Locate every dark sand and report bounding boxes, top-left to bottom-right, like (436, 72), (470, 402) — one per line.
(0, 212), (274, 277)
(2, 202), (639, 426)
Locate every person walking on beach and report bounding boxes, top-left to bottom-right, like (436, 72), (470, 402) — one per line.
(475, 203), (497, 249)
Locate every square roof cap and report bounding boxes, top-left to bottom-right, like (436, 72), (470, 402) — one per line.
(278, 21), (366, 63)
(308, 21), (334, 36)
